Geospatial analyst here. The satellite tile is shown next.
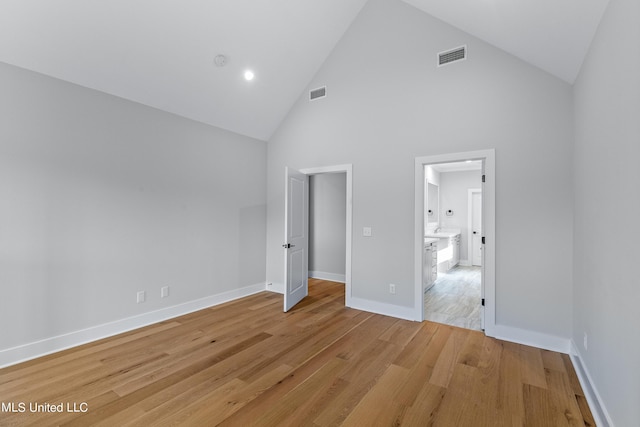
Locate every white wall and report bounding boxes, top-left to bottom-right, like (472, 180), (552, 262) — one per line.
(0, 62), (267, 358)
(573, 0), (640, 424)
(309, 173), (347, 281)
(439, 170), (482, 262)
(266, 0), (574, 338)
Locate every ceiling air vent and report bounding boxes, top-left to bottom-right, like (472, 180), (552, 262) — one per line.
(438, 45), (467, 67)
(309, 86), (326, 101)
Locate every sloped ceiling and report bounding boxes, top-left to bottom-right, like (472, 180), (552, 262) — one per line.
(0, 0), (609, 141)
(0, 0), (369, 141)
(402, 0), (610, 84)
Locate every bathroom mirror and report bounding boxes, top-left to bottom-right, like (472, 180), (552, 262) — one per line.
(427, 182), (439, 225)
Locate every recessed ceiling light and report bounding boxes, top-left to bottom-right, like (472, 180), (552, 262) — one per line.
(244, 70), (255, 81)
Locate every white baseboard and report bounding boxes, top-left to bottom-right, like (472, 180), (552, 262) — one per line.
(348, 297), (417, 321)
(459, 259), (471, 267)
(487, 324), (571, 354)
(266, 282), (284, 294)
(487, 324), (614, 424)
(569, 340), (613, 427)
(308, 271), (346, 283)
(0, 282), (267, 369)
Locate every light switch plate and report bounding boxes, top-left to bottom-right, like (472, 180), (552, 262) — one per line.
(363, 227), (372, 237)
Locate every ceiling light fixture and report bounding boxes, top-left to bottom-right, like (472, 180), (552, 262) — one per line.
(244, 70), (255, 81)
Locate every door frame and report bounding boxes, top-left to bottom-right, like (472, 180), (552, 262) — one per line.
(414, 149), (495, 336)
(300, 164), (353, 307)
(468, 188), (482, 267)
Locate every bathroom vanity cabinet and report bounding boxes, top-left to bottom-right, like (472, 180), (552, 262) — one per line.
(425, 230), (461, 273)
(451, 234), (460, 268)
(423, 239), (438, 292)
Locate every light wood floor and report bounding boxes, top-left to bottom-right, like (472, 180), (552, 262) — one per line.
(0, 279), (594, 426)
(425, 266), (482, 331)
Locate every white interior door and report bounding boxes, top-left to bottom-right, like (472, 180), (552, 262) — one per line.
(283, 167), (309, 312)
(471, 191), (482, 266)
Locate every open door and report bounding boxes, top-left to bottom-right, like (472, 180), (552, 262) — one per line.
(480, 163), (486, 330)
(283, 167), (309, 312)
(471, 191), (483, 266)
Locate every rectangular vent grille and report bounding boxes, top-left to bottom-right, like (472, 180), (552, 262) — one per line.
(438, 45), (467, 67)
(309, 86), (326, 101)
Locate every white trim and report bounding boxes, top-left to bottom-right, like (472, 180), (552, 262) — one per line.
(569, 341), (614, 427)
(467, 188), (482, 267)
(0, 282), (267, 369)
(348, 297), (416, 321)
(309, 271), (346, 283)
(266, 282), (284, 294)
(491, 324), (570, 353)
(458, 259), (471, 267)
(300, 164), (353, 309)
(415, 149), (496, 336)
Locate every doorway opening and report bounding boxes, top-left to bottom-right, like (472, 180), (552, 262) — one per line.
(283, 165), (353, 312)
(423, 162), (482, 330)
(414, 150), (495, 335)
(308, 173), (347, 284)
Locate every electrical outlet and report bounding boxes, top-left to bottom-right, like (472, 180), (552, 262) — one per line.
(583, 332), (588, 351)
(363, 227), (372, 237)
(161, 286), (169, 298)
(137, 291), (145, 304)
(389, 284), (396, 294)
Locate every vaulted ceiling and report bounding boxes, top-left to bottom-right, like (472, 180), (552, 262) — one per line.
(0, 0), (609, 141)
(402, 0), (610, 84)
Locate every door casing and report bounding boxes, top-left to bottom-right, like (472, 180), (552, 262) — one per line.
(295, 164), (353, 308)
(414, 149), (495, 336)
(468, 188), (482, 266)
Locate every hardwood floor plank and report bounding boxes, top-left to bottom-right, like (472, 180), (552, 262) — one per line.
(519, 344), (548, 389)
(433, 363), (488, 426)
(251, 357), (349, 426)
(392, 321), (441, 369)
(541, 349), (567, 373)
(456, 329), (486, 368)
(60, 332), (273, 427)
(576, 394), (597, 427)
(560, 354), (596, 425)
(496, 341), (526, 425)
(429, 326), (468, 388)
(312, 339), (404, 425)
(378, 318), (422, 347)
(0, 279), (595, 426)
(341, 364), (411, 426)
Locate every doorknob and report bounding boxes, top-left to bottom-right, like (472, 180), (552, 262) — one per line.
(473, 231), (477, 234)
(282, 243), (295, 249)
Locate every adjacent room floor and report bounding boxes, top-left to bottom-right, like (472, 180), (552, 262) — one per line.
(424, 265), (482, 331)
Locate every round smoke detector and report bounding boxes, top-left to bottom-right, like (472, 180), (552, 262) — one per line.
(214, 54), (227, 67)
